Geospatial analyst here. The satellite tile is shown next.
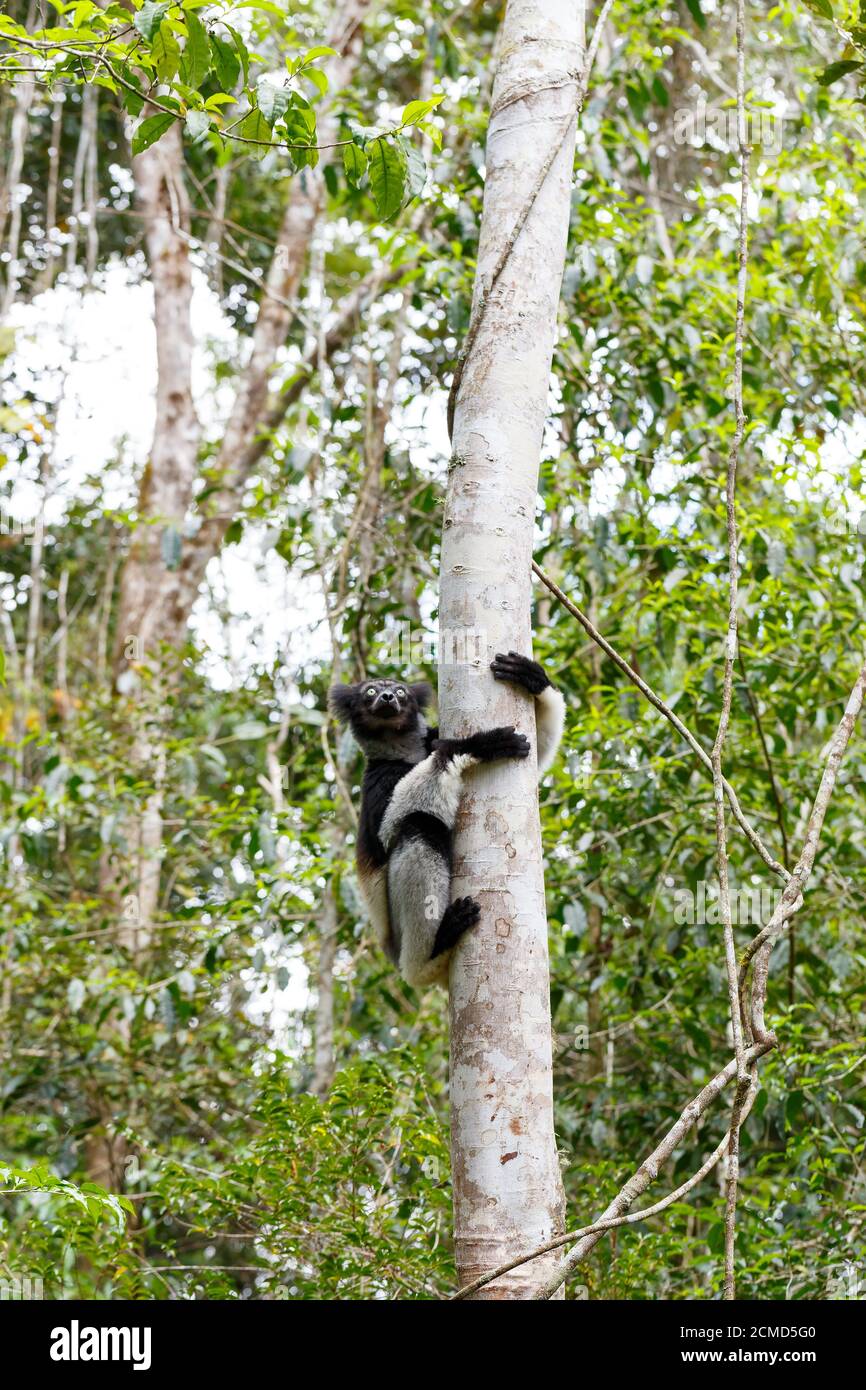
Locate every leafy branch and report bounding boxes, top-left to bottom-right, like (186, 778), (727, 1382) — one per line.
(0, 1161), (135, 1229)
(0, 1), (444, 220)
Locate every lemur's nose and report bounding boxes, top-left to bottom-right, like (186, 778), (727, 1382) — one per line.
(380, 690), (396, 703)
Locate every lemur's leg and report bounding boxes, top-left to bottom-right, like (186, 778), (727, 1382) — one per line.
(381, 728), (530, 988)
(431, 897), (481, 957)
(388, 832), (455, 987)
(490, 651), (565, 774)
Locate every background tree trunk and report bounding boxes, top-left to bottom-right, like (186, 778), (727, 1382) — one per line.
(114, 0), (371, 685)
(439, 0), (585, 1299)
(114, 121), (198, 677)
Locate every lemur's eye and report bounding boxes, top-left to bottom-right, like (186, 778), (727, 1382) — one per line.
(396, 688), (406, 698)
(365, 687), (376, 698)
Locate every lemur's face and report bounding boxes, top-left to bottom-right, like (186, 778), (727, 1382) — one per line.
(329, 677), (432, 739)
(359, 678), (412, 723)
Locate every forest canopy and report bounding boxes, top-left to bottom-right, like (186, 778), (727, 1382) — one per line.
(0, 0), (865, 1303)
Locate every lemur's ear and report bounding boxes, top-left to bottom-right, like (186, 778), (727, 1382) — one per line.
(329, 684), (358, 724)
(410, 681), (433, 711)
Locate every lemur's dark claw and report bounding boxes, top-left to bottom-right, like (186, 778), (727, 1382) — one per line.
(490, 651), (550, 695)
(431, 897), (481, 959)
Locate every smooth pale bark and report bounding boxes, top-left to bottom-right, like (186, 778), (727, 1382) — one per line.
(103, 122), (197, 952)
(115, 121), (199, 672)
(439, 0), (585, 1298)
(22, 489), (45, 698)
(36, 95), (64, 292)
(0, 0), (36, 317)
(88, 119), (184, 1154)
(66, 84), (99, 280)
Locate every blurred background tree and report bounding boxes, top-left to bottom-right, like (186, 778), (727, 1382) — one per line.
(0, 0), (864, 1298)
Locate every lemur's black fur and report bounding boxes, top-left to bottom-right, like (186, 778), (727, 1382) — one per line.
(329, 654), (565, 988)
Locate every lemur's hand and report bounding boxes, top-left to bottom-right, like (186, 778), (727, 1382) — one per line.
(459, 726), (531, 762)
(491, 651), (551, 695)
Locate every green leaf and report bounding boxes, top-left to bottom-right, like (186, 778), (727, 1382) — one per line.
(651, 75), (669, 107)
(302, 67), (329, 97)
(152, 21), (180, 83)
(134, 0), (171, 42)
(200, 742), (228, 768)
(224, 24), (249, 88)
(285, 107), (318, 169)
(181, 8), (211, 89)
(342, 142), (367, 186)
(367, 136), (407, 221)
(232, 0), (283, 13)
(238, 107), (272, 159)
(209, 34), (239, 91)
(257, 79), (291, 125)
(417, 119), (441, 149)
(0, 646), (5, 686)
(625, 82), (647, 121)
(419, 482), (437, 512)
(121, 75), (145, 118)
(400, 94), (444, 127)
(817, 60), (861, 86)
(233, 720), (269, 740)
(683, 0), (706, 27)
(185, 109), (211, 141)
(132, 111), (175, 155)
(804, 0), (833, 16)
(204, 92), (236, 111)
(403, 143), (426, 200)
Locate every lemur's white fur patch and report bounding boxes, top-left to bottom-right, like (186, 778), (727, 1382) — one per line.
(388, 838), (452, 988)
(536, 685), (566, 773)
(379, 751), (476, 850)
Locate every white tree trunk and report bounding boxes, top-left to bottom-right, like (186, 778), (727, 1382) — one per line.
(114, 120), (198, 671)
(439, 0), (585, 1299)
(0, 0), (36, 317)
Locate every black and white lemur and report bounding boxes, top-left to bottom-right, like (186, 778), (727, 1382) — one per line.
(329, 652), (565, 989)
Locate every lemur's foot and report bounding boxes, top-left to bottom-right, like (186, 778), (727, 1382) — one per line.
(461, 725), (531, 762)
(430, 896), (481, 959)
(491, 651), (551, 696)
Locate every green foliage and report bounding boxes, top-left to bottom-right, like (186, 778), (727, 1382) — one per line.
(0, 1), (436, 213)
(1, 0), (865, 1304)
(367, 137), (408, 221)
(1, 1162), (134, 1227)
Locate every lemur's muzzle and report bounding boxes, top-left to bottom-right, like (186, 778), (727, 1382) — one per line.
(372, 690), (400, 717)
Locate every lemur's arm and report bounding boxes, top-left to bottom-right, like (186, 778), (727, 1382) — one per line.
(490, 651), (566, 774)
(379, 726), (530, 851)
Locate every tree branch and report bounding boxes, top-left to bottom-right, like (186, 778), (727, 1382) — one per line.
(452, 1043), (768, 1299)
(531, 561), (790, 881)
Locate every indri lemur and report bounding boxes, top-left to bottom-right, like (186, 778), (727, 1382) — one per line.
(330, 652), (565, 989)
